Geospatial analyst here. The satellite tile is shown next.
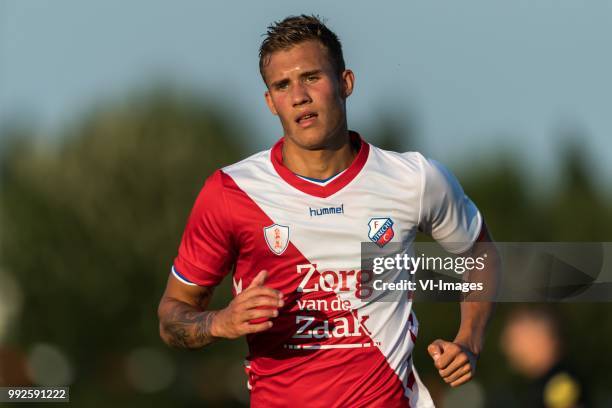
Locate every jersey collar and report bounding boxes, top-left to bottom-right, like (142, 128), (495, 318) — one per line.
(270, 131), (370, 198)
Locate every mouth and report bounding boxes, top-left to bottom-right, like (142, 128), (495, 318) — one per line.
(295, 111), (318, 128)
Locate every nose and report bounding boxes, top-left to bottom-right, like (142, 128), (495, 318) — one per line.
(291, 82), (311, 107)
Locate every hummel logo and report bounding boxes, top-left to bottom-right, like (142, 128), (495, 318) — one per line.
(309, 204), (344, 217)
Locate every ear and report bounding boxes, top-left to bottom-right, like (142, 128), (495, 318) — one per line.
(340, 69), (355, 98)
(264, 90), (278, 115)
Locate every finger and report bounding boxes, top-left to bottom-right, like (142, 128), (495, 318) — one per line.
(439, 352), (469, 377)
(247, 270), (267, 289)
(427, 340), (444, 362)
(450, 371), (473, 388)
(238, 286), (283, 304)
(242, 295), (284, 309)
(243, 308), (279, 321)
(435, 343), (462, 370)
(242, 320), (274, 334)
(443, 362), (472, 384)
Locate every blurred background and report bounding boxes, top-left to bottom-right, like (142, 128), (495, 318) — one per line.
(1, 1), (611, 407)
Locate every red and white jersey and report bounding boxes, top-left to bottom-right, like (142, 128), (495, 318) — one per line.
(172, 132), (482, 408)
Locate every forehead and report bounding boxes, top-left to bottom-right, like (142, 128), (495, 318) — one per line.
(263, 40), (333, 81)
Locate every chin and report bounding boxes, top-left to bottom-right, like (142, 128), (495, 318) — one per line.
(286, 129), (330, 150)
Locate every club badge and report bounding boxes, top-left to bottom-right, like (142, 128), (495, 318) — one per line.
(368, 217), (395, 248)
(263, 224), (290, 255)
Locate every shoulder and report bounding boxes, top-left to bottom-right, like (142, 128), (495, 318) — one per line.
(367, 143), (426, 171)
(365, 144), (431, 188)
(364, 143), (462, 195)
(542, 365), (587, 408)
(221, 148), (272, 178)
(196, 148), (273, 191)
(366, 143), (455, 184)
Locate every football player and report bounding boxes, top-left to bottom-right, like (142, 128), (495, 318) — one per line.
(158, 15), (500, 407)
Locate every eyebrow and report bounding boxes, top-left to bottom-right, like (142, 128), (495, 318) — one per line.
(300, 69), (323, 78)
(270, 69), (323, 89)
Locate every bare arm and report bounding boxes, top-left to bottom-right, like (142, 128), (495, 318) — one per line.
(158, 274), (219, 349)
(428, 222), (501, 386)
(158, 270), (284, 350)
(453, 222), (500, 354)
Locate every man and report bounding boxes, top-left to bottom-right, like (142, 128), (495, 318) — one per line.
(500, 306), (590, 407)
(158, 15), (499, 407)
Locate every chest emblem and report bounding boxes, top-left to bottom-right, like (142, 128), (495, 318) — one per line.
(368, 217), (395, 247)
(263, 224), (290, 255)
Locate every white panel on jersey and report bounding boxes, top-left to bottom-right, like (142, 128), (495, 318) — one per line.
(223, 144), (477, 407)
(419, 157), (482, 254)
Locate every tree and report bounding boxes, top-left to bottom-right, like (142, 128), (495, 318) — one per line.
(1, 86), (247, 406)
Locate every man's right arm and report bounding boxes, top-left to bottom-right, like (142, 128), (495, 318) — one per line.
(158, 270), (283, 349)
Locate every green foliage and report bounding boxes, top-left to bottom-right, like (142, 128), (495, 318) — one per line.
(1, 88), (246, 405)
(1, 87), (611, 406)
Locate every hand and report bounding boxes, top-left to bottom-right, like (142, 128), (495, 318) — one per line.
(427, 339), (478, 387)
(211, 270), (283, 339)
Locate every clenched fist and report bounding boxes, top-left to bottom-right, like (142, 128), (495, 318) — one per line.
(211, 270), (284, 339)
(428, 339), (478, 387)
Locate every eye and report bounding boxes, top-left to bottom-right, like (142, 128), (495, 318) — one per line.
(275, 82), (289, 91)
(306, 75), (319, 82)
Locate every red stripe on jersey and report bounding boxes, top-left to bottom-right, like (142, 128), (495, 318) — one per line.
(270, 131), (370, 198)
(217, 171), (411, 407)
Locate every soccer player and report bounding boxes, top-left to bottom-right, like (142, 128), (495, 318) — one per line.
(158, 15), (499, 407)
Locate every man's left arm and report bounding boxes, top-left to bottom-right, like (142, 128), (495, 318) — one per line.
(427, 222), (501, 387)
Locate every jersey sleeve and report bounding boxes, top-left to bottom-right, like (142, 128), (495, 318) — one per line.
(417, 155), (482, 254)
(172, 170), (237, 286)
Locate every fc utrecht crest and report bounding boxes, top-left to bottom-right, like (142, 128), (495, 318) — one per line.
(368, 217), (395, 248)
(263, 224), (290, 255)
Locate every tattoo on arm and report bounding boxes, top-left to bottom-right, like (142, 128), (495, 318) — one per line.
(160, 288), (218, 349)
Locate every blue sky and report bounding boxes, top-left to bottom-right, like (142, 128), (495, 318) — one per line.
(2, 0), (611, 186)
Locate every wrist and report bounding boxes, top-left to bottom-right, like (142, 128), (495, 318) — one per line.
(209, 310), (224, 338)
(453, 333), (482, 357)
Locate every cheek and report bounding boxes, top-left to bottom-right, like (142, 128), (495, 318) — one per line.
(271, 94), (291, 118)
(318, 84), (338, 103)
(317, 84), (344, 114)
(274, 98), (300, 130)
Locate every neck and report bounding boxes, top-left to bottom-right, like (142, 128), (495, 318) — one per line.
(282, 131), (358, 180)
